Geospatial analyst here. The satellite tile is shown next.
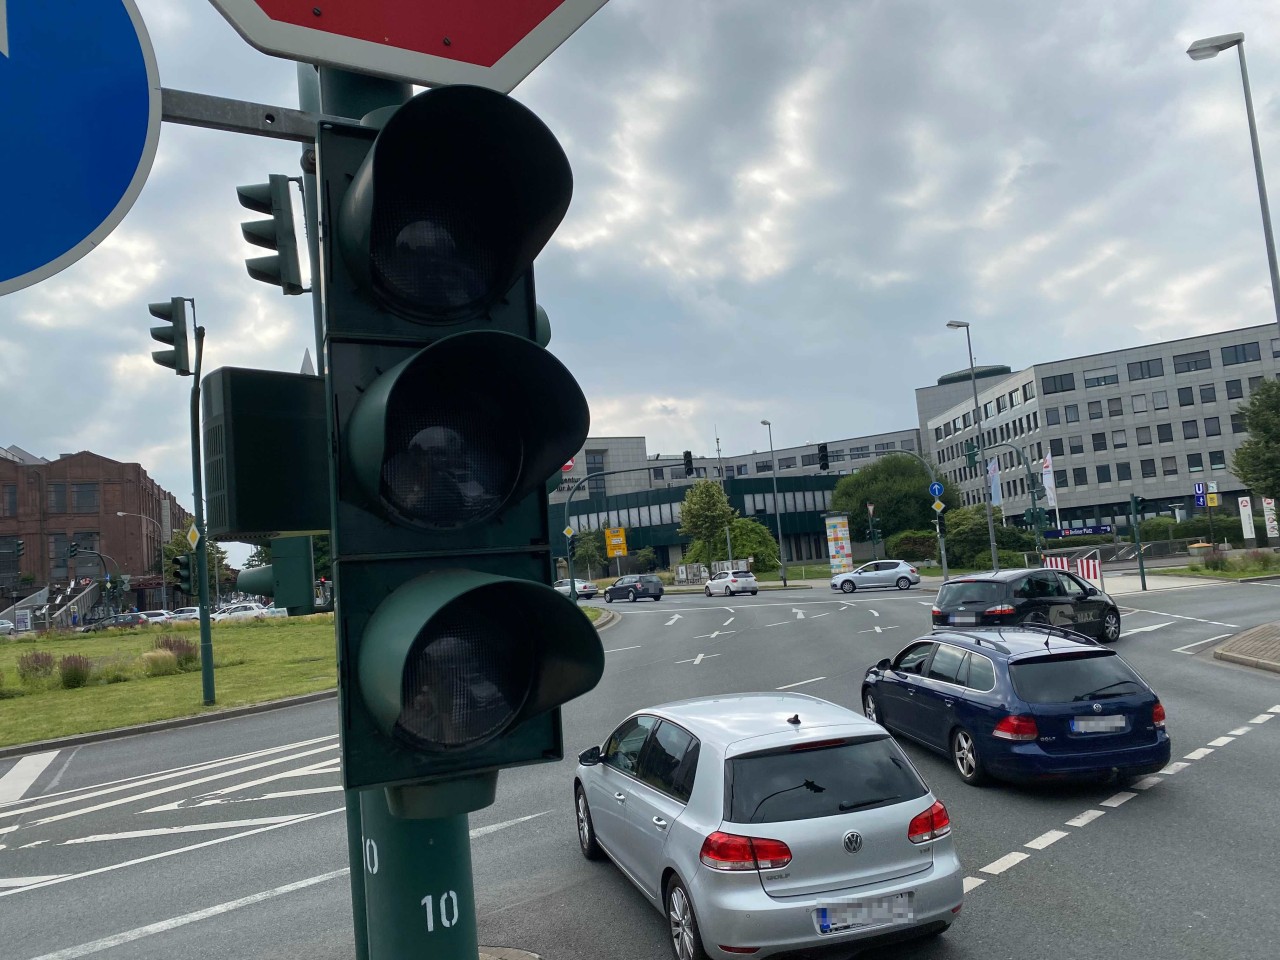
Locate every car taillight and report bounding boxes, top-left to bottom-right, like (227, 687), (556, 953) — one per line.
(909, 567), (917, 574)
(699, 831), (792, 871)
(730, 578), (738, 583)
(931, 606), (942, 616)
(907, 800), (951, 844)
(985, 604), (1016, 615)
(1152, 701), (1166, 729)
(993, 715), (1039, 741)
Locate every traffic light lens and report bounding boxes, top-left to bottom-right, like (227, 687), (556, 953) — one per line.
(381, 398), (518, 529)
(373, 209), (502, 318)
(400, 603), (534, 751)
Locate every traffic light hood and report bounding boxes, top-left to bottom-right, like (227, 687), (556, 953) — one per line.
(338, 85), (573, 323)
(345, 330), (589, 530)
(358, 570), (605, 754)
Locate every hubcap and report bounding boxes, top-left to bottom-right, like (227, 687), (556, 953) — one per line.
(1105, 613), (1120, 640)
(577, 795), (589, 847)
(864, 694), (877, 723)
(954, 732), (976, 778)
(669, 885), (695, 960)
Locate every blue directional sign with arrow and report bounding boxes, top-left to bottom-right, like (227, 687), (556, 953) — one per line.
(929, 481), (944, 498)
(0, 0), (161, 296)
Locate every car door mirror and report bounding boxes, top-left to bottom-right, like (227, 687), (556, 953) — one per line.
(877, 657), (892, 671)
(1085, 586), (1098, 596)
(578, 745), (602, 765)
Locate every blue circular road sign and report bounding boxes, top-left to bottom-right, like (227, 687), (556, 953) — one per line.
(929, 481), (944, 498)
(0, 0), (161, 296)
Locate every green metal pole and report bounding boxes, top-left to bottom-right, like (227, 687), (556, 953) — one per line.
(189, 323), (216, 705)
(1130, 494), (1148, 592)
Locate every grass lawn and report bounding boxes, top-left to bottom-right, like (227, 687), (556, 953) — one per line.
(1152, 565), (1278, 580)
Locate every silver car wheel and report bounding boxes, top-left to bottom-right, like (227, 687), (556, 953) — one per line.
(953, 730), (977, 778)
(724, 585), (733, 597)
(576, 793), (589, 847)
(840, 580), (855, 593)
(668, 883), (696, 960)
(1103, 610), (1121, 642)
(896, 577), (911, 590)
(863, 690), (878, 724)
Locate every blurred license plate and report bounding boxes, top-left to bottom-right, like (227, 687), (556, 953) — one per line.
(951, 613), (979, 625)
(1071, 716), (1126, 733)
(816, 893), (913, 933)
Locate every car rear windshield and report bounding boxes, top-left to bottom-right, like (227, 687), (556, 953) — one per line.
(726, 736), (927, 824)
(1009, 651), (1145, 703)
(936, 581), (1004, 607)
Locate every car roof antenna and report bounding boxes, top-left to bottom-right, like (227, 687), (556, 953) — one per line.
(787, 714), (801, 725)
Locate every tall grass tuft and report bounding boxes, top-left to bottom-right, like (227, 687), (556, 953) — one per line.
(154, 635), (199, 671)
(141, 649), (180, 677)
(58, 655), (92, 689)
(17, 651), (55, 684)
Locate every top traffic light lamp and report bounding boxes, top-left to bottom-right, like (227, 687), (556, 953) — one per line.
(149, 297), (191, 376)
(320, 85), (602, 807)
(236, 175), (304, 295)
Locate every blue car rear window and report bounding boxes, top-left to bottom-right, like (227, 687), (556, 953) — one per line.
(1010, 652), (1144, 704)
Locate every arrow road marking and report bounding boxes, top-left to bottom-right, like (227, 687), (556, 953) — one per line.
(676, 653), (720, 665)
(1173, 634), (1230, 654)
(1121, 621), (1174, 636)
(693, 630), (735, 640)
(665, 614), (683, 626)
(723, 617), (735, 626)
(869, 609), (879, 617)
(792, 608), (806, 619)
(0, 751), (58, 804)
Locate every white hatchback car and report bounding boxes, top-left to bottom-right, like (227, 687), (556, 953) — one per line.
(703, 569), (758, 597)
(574, 693), (964, 960)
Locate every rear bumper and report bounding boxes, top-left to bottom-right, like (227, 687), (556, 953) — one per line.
(984, 731), (1171, 782)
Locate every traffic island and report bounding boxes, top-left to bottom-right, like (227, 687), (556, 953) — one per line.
(1214, 623), (1280, 675)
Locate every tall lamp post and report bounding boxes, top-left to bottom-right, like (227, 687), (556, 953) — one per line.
(945, 320), (1000, 570)
(116, 511), (165, 611)
(761, 419), (788, 586)
(1187, 32), (1280, 337)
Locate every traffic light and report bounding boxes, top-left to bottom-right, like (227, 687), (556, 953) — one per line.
(319, 85), (603, 804)
(15, 540), (23, 558)
(818, 443), (830, 471)
(68, 541), (79, 558)
(683, 450), (694, 477)
(173, 553), (194, 593)
(567, 534), (578, 554)
(1131, 494), (1148, 516)
(935, 513), (946, 536)
(964, 440), (978, 468)
(236, 174), (304, 295)
(149, 297), (191, 376)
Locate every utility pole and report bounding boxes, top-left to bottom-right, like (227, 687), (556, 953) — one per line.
(715, 428), (734, 567)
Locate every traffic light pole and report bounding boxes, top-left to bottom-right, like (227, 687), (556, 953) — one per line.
(1129, 494), (1149, 592)
(189, 321), (216, 705)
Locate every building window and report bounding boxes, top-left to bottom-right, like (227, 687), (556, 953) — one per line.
(1162, 456), (1178, 476)
(1273, 337), (1280, 358)
(1131, 393), (1148, 413)
(1, 484), (14, 518)
(1092, 433), (1108, 452)
(755, 460), (773, 473)
(1141, 458), (1157, 479)
(47, 483), (67, 513)
(996, 396), (1007, 413)
(1116, 462), (1132, 481)
(1088, 401), (1103, 419)
(1173, 350), (1212, 373)
(1210, 450), (1227, 470)
(1050, 438), (1065, 457)
(1064, 404), (1080, 423)
(1042, 373), (1076, 395)
(1113, 429), (1128, 448)
(1231, 412), (1247, 434)
(1137, 426), (1152, 445)
(1055, 469), (1069, 488)
(1127, 358), (1165, 380)
(1157, 423), (1173, 443)
(586, 451), (606, 498)
(1250, 375), (1264, 392)
(737, 464), (748, 476)
(1085, 365), (1119, 387)
(1096, 464), (1112, 483)
(1153, 391), (1168, 410)
(1073, 467), (1088, 486)
(874, 442), (896, 451)
(801, 453), (819, 467)
(71, 483), (99, 514)
(1182, 420), (1199, 440)
(1023, 381), (1036, 401)
(1204, 417), (1221, 437)
(1044, 407), (1060, 426)
(652, 467), (665, 480)
(1200, 383), (1217, 403)
(778, 457), (797, 469)
(1221, 342), (1261, 366)
(1107, 398), (1123, 417)
(1226, 379), (1243, 400)
(903, 438), (915, 451)
(1068, 435), (1084, 455)
(1188, 452), (1204, 473)
(1177, 386), (1194, 406)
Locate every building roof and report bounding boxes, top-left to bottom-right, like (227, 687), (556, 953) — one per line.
(935, 365), (1012, 386)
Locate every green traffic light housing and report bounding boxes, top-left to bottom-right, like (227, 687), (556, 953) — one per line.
(68, 542), (79, 558)
(15, 540), (24, 558)
(173, 553), (194, 593)
(149, 297), (191, 376)
(236, 174), (304, 295)
(818, 443), (830, 471)
(964, 440), (978, 468)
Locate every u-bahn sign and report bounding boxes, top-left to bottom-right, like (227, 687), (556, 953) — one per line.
(207, 0), (612, 91)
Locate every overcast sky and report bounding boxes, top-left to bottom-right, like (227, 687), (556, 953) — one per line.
(3, 0), (1280, 566)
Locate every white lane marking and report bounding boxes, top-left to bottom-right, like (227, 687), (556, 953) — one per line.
(664, 614), (683, 626)
(1160, 762), (1190, 775)
(776, 677), (826, 690)
(792, 608), (806, 620)
(723, 617), (735, 626)
(1065, 809), (1105, 827)
(64, 816), (307, 844)
(765, 621), (789, 628)
(604, 645), (641, 653)
(1121, 621), (1175, 636)
(1208, 736), (1236, 747)
(917, 601), (932, 606)
(0, 875), (67, 888)
(1270, 705), (1280, 713)
(1184, 748), (1214, 760)
(142, 757), (338, 813)
(1123, 608), (1237, 628)
(869, 609), (879, 617)
(676, 654), (720, 665)
(21, 868), (349, 960)
(808, 612), (830, 619)
(858, 626), (899, 634)
(1025, 829), (1068, 850)
(1100, 791), (1136, 808)
(1250, 714), (1273, 724)
(1228, 727), (1252, 736)
(1173, 634), (1230, 654)
(167, 785), (345, 809)
(470, 811), (548, 839)
(962, 876), (985, 892)
(1130, 777), (1163, 790)
(724, 608), (735, 614)
(692, 630), (735, 640)
(0, 807), (343, 899)
(980, 851), (1029, 875)
(0, 751), (58, 805)
(20, 839), (50, 848)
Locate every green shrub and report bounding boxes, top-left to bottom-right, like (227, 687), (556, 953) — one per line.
(91, 657), (136, 684)
(886, 530), (938, 562)
(141, 649), (180, 677)
(155, 635), (199, 671)
(1244, 549), (1276, 571)
(1203, 551), (1229, 571)
(998, 549), (1028, 570)
(17, 651), (55, 684)
(58, 655), (92, 689)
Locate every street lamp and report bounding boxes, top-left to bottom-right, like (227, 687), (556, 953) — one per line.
(945, 320), (1000, 570)
(1187, 32), (1280, 337)
(117, 511), (166, 611)
(761, 419), (788, 586)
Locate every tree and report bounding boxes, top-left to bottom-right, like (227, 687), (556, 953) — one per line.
(1232, 379), (1280, 498)
(941, 505), (1032, 566)
(678, 480), (736, 558)
(244, 546), (270, 568)
(631, 546), (658, 572)
(831, 455), (958, 543)
(681, 517), (779, 571)
(572, 528), (605, 579)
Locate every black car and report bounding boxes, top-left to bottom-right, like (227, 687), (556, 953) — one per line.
(602, 574), (665, 603)
(83, 612), (151, 632)
(931, 568), (1121, 643)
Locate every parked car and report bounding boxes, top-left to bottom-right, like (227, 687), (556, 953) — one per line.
(211, 602), (287, 622)
(830, 560), (920, 593)
(139, 609), (174, 623)
(554, 578), (598, 599)
(930, 568), (1121, 643)
(170, 607), (201, 621)
(603, 574), (665, 603)
(84, 612), (151, 632)
(861, 627), (1170, 786)
(574, 693), (963, 960)
(0, 618), (15, 636)
(703, 569), (758, 597)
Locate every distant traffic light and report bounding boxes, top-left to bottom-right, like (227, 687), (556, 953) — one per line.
(935, 513), (946, 536)
(683, 450), (694, 477)
(68, 541), (79, 558)
(818, 443), (829, 471)
(15, 540), (24, 558)
(149, 297), (191, 376)
(1131, 495), (1148, 515)
(236, 174), (304, 295)
(173, 553), (194, 593)
(964, 440), (978, 468)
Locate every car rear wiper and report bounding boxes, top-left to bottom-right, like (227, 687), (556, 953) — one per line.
(1073, 680), (1140, 701)
(839, 795), (900, 811)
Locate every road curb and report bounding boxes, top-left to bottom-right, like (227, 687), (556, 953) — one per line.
(480, 949), (541, 960)
(1213, 650), (1280, 674)
(592, 609), (619, 631)
(0, 689), (338, 761)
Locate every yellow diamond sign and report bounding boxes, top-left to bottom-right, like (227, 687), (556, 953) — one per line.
(932, 500), (946, 513)
(186, 524), (201, 550)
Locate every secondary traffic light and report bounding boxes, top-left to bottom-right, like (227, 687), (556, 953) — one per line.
(68, 541), (79, 558)
(319, 85), (603, 805)
(683, 450), (694, 477)
(15, 540), (23, 558)
(173, 553), (194, 593)
(935, 513), (946, 536)
(1131, 494), (1148, 516)
(964, 440), (978, 468)
(236, 174), (304, 295)
(149, 297), (191, 376)
(818, 443), (830, 471)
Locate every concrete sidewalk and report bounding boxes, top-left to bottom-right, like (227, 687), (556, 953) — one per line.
(1214, 623), (1280, 675)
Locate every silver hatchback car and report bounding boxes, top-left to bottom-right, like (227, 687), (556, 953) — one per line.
(831, 559), (921, 593)
(574, 693), (964, 960)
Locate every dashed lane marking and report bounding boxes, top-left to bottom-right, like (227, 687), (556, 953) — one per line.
(1228, 727), (1252, 736)
(470, 811), (549, 839)
(722, 617), (734, 626)
(1065, 809), (1105, 827)
(1184, 748), (1214, 760)
(980, 852), (1029, 875)
(1250, 714), (1273, 724)
(1100, 791), (1137, 808)
(776, 677), (826, 690)
(1160, 762), (1190, 775)
(1024, 830), (1069, 850)
(1208, 736), (1236, 747)
(962, 877), (986, 893)
(605, 645), (641, 653)
(1130, 777), (1163, 790)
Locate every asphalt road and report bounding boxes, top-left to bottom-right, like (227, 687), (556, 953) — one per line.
(2, 578), (1278, 960)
